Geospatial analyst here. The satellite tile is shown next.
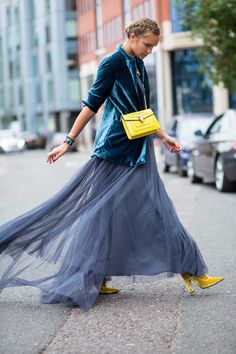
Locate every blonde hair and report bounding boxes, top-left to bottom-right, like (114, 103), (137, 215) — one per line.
(125, 18), (160, 38)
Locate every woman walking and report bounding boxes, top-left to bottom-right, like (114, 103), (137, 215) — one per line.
(0, 19), (223, 310)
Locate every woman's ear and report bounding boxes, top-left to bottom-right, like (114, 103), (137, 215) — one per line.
(129, 32), (137, 42)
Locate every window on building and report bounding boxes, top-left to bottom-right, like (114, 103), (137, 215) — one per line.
(19, 86), (24, 105)
(79, 0), (94, 13)
(15, 55), (21, 78)
(33, 25), (39, 47)
(170, 0), (190, 33)
(80, 31), (96, 55)
(171, 49), (212, 114)
(45, 0), (51, 13)
(46, 51), (52, 72)
(45, 22), (51, 43)
(66, 20), (77, 39)
(15, 30), (21, 50)
(0, 88), (4, 109)
(144, 0), (150, 17)
(66, 0), (77, 11)
(229, 92), (236, 108)
(123, 0), (131, 26)
(35, 81), (41, 104)
(32, 53), (38, 76)
(6, 5), (11, 26)
(104, 17), (122, 46)
(68, 79), (80, 101)
(9, 60), (14, 80)
(96, 0), (103, 49)
(132, 4), (144, 20)
(0, 37), (3, 83)
(47, 79), (54, 102)
(9, 85), (14, 106)
(15, 6), (19, 23)
(29, 0), (36, 20)
(66, 52), (79, 70)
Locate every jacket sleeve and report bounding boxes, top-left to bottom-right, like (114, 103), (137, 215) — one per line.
(82, 56), (116, 113)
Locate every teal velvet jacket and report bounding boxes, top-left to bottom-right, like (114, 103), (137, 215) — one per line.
(82, 44), (151, 167)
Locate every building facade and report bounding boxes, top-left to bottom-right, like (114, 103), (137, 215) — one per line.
(0, 0), (80, 135)
(78, 0), (234, 145)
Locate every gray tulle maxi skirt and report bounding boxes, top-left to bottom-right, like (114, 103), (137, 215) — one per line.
(0, 139), (207, 310)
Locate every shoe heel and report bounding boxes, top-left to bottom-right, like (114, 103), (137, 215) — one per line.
(181, 273), (195, 294)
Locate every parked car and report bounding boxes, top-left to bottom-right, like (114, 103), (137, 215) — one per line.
(49, 132), (79, 152)
(21, 131), (47, 149)
(161, 113), (215, 176)
(188, 109), (236, 192)
(0, 130), (25, 153)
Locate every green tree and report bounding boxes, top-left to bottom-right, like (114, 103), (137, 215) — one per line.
(175, 0), (236, 92)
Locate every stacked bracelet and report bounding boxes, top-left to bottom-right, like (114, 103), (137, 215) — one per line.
(63, 136), (75, 146)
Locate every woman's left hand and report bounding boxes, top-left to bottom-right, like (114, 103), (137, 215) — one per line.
(162, 135), (182, 153)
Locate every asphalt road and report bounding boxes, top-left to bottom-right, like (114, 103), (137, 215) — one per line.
(0, 148), (235, 354)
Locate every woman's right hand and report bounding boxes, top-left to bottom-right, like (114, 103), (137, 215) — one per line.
(47, 143), (70, 164)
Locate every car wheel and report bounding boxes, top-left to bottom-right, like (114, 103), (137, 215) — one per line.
(215, 155), (235, 192)
(187, 159), (202, 183)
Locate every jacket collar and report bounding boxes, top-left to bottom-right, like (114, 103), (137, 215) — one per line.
(118, 45), (145, 95)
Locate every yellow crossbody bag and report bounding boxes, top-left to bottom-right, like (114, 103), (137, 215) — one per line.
(121, 66), (160, 140)
(121, 108), (160, 140)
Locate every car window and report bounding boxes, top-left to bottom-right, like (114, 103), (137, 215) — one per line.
(208, 114), (230, 135)
(207, 117), (223, 135)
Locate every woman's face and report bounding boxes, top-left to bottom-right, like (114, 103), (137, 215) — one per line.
(129, 31), (160, 59)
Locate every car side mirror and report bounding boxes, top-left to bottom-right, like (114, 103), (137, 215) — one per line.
(194, 129), (203, 136)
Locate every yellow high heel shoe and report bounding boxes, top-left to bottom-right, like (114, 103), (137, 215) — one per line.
(99, 282), (120, 294)
(181, 273), (195, 294)
(191, 274), (224, 289)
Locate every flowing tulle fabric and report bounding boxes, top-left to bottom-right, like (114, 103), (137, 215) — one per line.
(0, 139), (207, 310)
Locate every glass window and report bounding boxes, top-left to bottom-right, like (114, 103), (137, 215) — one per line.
(9, 60), (14, 79)
(33, 26), (39, 46)
(15, 31), (21, 50)
(6, 5), (11, 26)
(35, 81), (41, 104)
(0, 37), (3, 83)
(229, 91), (236, 108)
(66, 0), (76, 11)
(144, 0), (150, 17)
(45, 0), (51, 12)
(66, 20), (77, 39)
(9, 85), (14, 106)
(32, 54), (38, 76)
(123, 0), (131, 26)
(170, 0), (190, 33)
(66, 52), (79, 70)
(68, 79), (80, 101)
(29, 0), (36, 20)
(0, 87), (4, 108)
(15, 6), (19, 23)
(47, 80), (53, 102)
(19, 86), (23, 105)
(46, 51), (52, 72)
(207, 117), (223, 135)
(45, 23), (51, 43)
(171, 49), (212, 114)
(15, 56), (21, 77)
